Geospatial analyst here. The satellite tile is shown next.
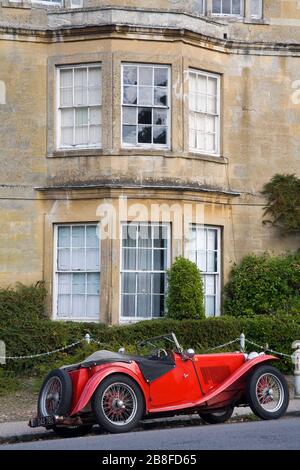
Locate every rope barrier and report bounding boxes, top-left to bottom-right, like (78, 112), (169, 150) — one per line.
(0, 334), (293, 361)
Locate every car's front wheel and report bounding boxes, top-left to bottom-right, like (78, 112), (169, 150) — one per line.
(199, 406), (234, 424)
(92, 374), (144, 433)
(246, 365), (289, 420)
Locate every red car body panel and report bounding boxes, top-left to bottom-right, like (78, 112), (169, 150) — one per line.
(70, 361), (150, 416)
(69, 351), (277, 416)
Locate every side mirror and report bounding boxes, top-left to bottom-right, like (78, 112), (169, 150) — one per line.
(118, 347), (125, 354)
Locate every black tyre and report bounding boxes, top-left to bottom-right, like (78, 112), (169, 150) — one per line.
(38, 369), (73, 418)
(246, 365), (289, 420)
(92, 374), (144, 433)
(199, 406), (234, 424)
(52, 424), (94, 438)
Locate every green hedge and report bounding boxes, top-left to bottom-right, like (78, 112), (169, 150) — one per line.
(0, 284), (298, 375)
(224, 252), (300, 316)
(166, 256), (205, 320)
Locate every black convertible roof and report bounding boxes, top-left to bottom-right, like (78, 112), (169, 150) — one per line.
(61, 350), (175, 383)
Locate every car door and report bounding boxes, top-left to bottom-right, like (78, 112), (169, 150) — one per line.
(149, 353), (202, 408)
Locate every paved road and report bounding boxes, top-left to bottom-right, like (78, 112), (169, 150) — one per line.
(1, 417), (300, 450)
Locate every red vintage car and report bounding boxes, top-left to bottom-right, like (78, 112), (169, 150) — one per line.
(29, 333), (289, 437)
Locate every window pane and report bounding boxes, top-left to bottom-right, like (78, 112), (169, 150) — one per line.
(205, 296), (216, 316)
(60, 88), (73, 107)
(223, 0), (231, 14)
(153, 273), (165, 293)
(138, 249), (152, 270)
(74, 68), (87, 106)
(138, 126), (151, 143)
(75, 108), (88, 126)
(58, 295), (71, 317)
(123, 107), (136, 125)
(212, 0), (221, 13)
(153, 127), (167, 145)
(139, 67), (153, 86)
(153, 225), (168, 248)
(154, 88), (167, 106)
(86, 225), (98, 248)
(122, 295), (135, 317)
(138, 87), (153, 106)
(71, 248), (85, 270)
(87, 273), (100, 294)
(72, 226), (85, 247)
(197, 250), (206, 272)
(197, 94), (206, 113)
(232, 0), (241, 14)
(122, 225), (137, 248)
(137, 273), (151, 293)
(123, 125), (136, 145)
(58, 248), (70, 271)
(206, 134), (215, 152)
(205, 275), (216, 296)
(123, 86), (137, 104)
(195, 113), (205, 131)
(86, 249), (100, 270)
(58, 273), (71, 294)
(72, 273), (85, 294)
(154, 68), (168, 87)
(75, 126), (88, 146)
(61, 109), (73, 127)
(207, 229), (217, 250)
(87, 295), (100, 317)
(207, 252), (218, 272)
(58, 226), (70, 248)
(123, 66), (137, 85)
(251, 0), (261, 17)
(137, 295), (151, 318)
(61, 127), (73, 147)
(88, 67), (101, 105)
(207, 95), (217, 114)
(60, 69), (73, 88)
(138, 225), (152, 247)
(138, 108), (152, 125)
(123, 248), (136, 270)
(153, 295), (164, 317)
(122, 273), (136, 293)
(90, 125), (101, 146)
(153, 109), (168, 125)
(72, 295), (85, 318)
(153, 250), (166, 270)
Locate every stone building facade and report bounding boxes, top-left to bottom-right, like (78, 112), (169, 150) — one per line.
(0, 0), (299, 324)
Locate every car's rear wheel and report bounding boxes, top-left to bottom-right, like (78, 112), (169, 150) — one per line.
(92, 374), (144, 433)
(246, 365), (289, 420)
(38, 369), (92, 438)
(199, 406), (234, 424)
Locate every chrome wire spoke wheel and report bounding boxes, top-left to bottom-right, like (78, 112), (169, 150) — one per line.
(255, 373), (284, 413)
(40, 377), (62, 416)
(101, 382), (137, 426)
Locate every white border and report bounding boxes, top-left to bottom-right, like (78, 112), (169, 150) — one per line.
(121, 63), (171, 150)
(56, 63), (102, 151)
(119, 222), (171, 323)
(52, 223), (101, 322)
(188, 68), (221, 157)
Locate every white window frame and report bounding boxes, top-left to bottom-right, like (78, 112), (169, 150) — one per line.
(120, 222), (171, 323)
(53, 223), (101, 322)
(250, 0), (263, 19)
(188, 225), (221, 317)
(32, 0), (62, 5)
(121, 63), (171, 150)
(212, 0), (244, 16)
(56, 63), (102, 150)
(189, 69), (221, 156)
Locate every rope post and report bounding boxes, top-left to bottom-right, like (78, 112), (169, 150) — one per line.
(240, 333), (245, 353)
(292, 340), (300, 399)
(85, 333), (91, 345)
